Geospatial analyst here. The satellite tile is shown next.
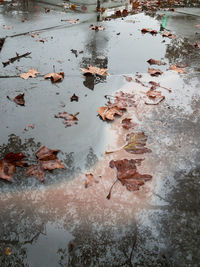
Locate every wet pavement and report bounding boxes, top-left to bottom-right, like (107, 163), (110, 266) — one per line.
(0, 0), (200, 266)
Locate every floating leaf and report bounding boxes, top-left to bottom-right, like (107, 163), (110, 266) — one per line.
(4, 247), (12, 256)
(97, 106), (122, 121)
(70, 93), (79, 102)
(14, 93), (25, 106)
(148, 68), (163, 76)
(162, 31), (176, 39)
(141, 28), (158, 35)
(20, 69), (40, 80)
(55, 111), (79, 127)
(147, 58), (166, 66)
(80, 65), (108, 76)
(170, 64), (185, 73)
(90, 25), (105, 31)
(44, 72), (64, 83)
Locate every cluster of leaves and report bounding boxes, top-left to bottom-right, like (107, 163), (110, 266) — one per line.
(0, 146), (65, 183)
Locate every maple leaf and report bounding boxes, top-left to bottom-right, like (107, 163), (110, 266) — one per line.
(162, 31), (176, 39)
(14, 93), (25, 106)
(147, 58), (166, 66)
(121, 118), (137, 130)
(85, 173), (99, 188)
(0, 152), (27, 182)
(80, 65), (108, 76)
(97, 106), (123, 121)
(26, 146), (65, 182)
(148, 68), (163, 76)
(90, 25), (105, 31)
(44, 72), (64, 83)
(55, 112), (79, 127)
(70, 93), (79, 102)
(170, 65), (185, 73)
(107, 159), (152, 199)
(141, 28), (158, 35)
(106, 132), (151, 154)
(20, 69), (40, 80)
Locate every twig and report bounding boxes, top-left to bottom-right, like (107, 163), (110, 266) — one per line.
(2, 52), (31, 67)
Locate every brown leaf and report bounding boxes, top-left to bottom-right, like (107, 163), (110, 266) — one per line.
(55, 111), (79, 127)
(170, 65), (185, 73)
(0, 152), (27, 182)
(146, 89), (162, 98)
(162, 31), (176, 39)
(40, 159), (65, 170)
(44, 72), (64, 83)
(80, 65), (108, 76)
(85, 173), (99, 188)
(124, 75), (133, 82)
(31, 33), (39, 38)
(14, 93), (25, 106)
(97, 106), (123, 121)
(147, 58), (166, 66)
(121, 118), (137, 129)
(36, 146), (60, 161)
(20, 69), (40, 80)
(108, 159), (152, 197)
(45, 7), (50, 13)
(124, 132), (152, 154)
(37, 39), (46, 43)
(132, 1), (140, 9)
(148, 68), (163, 76)
(70, 93), (79, 102)
(90, 25), (105, 31)
(26, 163), (45, 182)
(141, 28), (158, 35)
(4, 247), (12, 256)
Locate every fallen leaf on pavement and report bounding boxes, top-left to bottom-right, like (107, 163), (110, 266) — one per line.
(170, 64), (185, 73)
(4, 247), (12, 256)
(141, 28), (158, 35)
(162, 31), (176, 39)
(85, 173), (99, 188)
(70, 93), (79, 102)
(106, 132), (151, 154)
(98, 106), (123, 121)
(37, 39), (47, 43)
(90, 25), (105, 31)
(121, 118), (137, 129)
(61, 19), (79, 24)
(26, 163), (45, 182)
(0, 153), (27, 182)
(44, 72), (64, 83)
(31, 33), (39, 38)
(80, 65), (108, 76)
(107, 159), (152, 198)
(24, 124), (35, 131)
(149, 81), (172, 92)
(14, 93), (25, 106)
(55, 111), (79, 127)
(148, 68), (163, 76)
(20, 69), (40, 80)
(36, 145), (60, 161)
(147, 58), (166, 66)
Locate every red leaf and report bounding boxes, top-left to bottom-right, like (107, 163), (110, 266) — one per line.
(55, 112), (79, 127)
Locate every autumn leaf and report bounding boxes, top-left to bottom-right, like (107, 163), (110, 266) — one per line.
(80, 65), (108, 76)
(90, 25), (105, 31)
(149, 81), (172, 92)
(31, 33), (39, 38)
(146, 89), (163, 98)
(2, 25), (13, 30)
(26, 146), (65, 182)
(97, 106), (123, 121)
(44, 72), (64, 83)
(20, 69), (40, 80)
(55, 111), (79, 127)
(147, 58), (166, 66)
(162, 31), (176, 39)
(37, 39), (47, 43)
(106, 132), (151, 154)
(85, 173), (99, 188)
(124, 75), (133, 82)
(148, 68), (163, 76)
(14, 93), (25, 106)
(24, 124), (35, 131)
(0, 152), (27, 182)
(107, 159), (152, 199)
(141, 28), (158, 35)
(121, 118), (137, 130)
(132, 1), (140, 9)
(4, 247), (12, 256)
(170, 64), (185, 73)
(70, 93), (79, 102)
(61, 19), (79, 24)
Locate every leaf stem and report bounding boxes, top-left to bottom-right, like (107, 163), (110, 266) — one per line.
(106, 179), (118, 199)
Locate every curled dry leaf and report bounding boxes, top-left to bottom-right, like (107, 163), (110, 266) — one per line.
(55, 111), (79, 127)
(70, 93), (79, 102)
(107, 159), (152, 199)
(162, 31), (176, 39)
(26, 146), (65, 182)
(90, 25), (105, 31)
(20, 69), (40, 80)
(80, 65), (108, 76)
(14, 93), (25, 106)
(0, 152), (27, 182)
(98, 106), (123, 121)
(85, 173), (99, 188)
(147, 58), (166, 66)
(170, 65), (185, 74)
(141, 28), (158, 35)
(148, 68), (163, 76)
(44, 72), (64, 83)
(121, 118), (137, 130)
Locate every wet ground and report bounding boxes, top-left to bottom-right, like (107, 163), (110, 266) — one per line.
(0, 0), (200, 266)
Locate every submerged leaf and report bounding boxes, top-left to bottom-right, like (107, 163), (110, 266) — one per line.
(124, 132), (152, 154)
(55, 111), (79, 127)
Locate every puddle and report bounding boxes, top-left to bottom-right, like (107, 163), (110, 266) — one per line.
(0, 2), (200, 266)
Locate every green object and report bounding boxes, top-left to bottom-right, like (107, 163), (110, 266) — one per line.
(160, 14), (168, 31)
